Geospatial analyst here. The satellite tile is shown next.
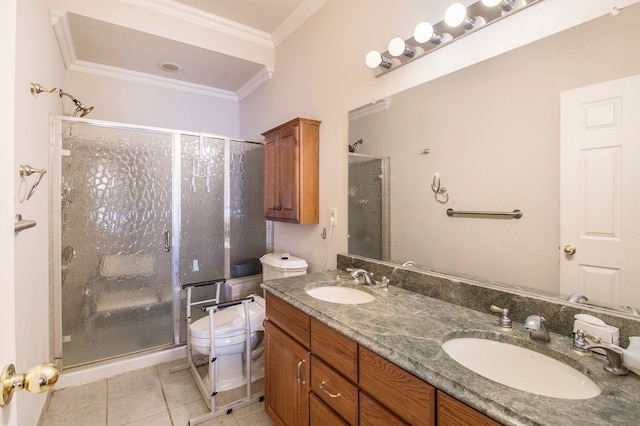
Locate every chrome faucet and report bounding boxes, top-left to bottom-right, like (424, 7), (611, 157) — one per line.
(349, 268), (376, 286)
(524, 315), (550, 342)
(489, 305), (513, 330)
(583, 342), (629, 376)
(566, 293), (588, 303)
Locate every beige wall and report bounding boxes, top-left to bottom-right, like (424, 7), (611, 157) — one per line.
(62, 72), (241, 137)
(10, 0), (66, 424)
(1, 1), (18, 425)
(239, 0), (640, 273)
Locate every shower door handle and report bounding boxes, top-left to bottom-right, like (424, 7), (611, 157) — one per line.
(163, 230), (171, 252)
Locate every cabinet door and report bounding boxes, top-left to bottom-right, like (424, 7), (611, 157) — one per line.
(277, 123), (300, 222)
(265, 320), (310, 426)
(263, 134), (279, 219)
(437, 391), (501, 426)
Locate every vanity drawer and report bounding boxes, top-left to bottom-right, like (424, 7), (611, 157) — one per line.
(310, 318), (358, 382)
(437, 390), (501, 426)
(311, 355), (358, 425)
(360, 391), (407, 426)
(265, 292), (310, 348)
(310, 393), (348, 426)
(359, 346), (435, 426)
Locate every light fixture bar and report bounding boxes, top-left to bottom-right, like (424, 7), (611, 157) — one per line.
(367, 0), (543, 76)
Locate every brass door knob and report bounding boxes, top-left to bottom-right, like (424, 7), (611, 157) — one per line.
(564, 245), (577, 255)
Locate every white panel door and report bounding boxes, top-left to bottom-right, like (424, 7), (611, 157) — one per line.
(560, 74), (640, 308)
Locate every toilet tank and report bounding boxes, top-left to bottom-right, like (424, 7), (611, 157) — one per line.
(260, 253), (308, 281)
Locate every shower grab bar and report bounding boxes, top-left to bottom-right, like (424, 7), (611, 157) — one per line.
(201, 295), (255, 312)
(446, 208), (523, 219)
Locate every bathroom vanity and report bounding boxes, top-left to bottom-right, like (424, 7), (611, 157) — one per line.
(262, 270), (640, 426)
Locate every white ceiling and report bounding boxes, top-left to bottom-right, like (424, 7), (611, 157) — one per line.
(50, 0), (327, 101)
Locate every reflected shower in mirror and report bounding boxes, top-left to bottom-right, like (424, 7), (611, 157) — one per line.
(348, 154), (390, 260)
(348, 4), (640, 316)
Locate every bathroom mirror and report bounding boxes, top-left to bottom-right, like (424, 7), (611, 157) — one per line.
(348, 5), (640, 315)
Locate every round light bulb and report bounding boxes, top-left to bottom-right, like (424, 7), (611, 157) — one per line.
(388, 38), (407, 57)
(365, 50), (382, 69)
(481, 0), (503, 6)
(445, 3), (467, 27)
(413, 22), (435, 44)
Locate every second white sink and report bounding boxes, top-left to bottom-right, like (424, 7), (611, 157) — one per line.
(306, 286), (375, 304)
(442, 337), (601, 399)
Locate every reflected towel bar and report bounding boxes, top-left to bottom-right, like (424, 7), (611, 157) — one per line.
(446, 209), (523, 219)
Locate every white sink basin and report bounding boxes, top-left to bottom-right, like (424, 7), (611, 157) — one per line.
(442, 338), (601, 399)
(306, 286), (375, 304)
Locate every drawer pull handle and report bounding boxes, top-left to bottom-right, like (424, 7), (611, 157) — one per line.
(297, 360), (306, 384)
(319, 381), (341, 398)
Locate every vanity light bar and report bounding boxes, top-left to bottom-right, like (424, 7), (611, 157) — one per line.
(366, 0), (543, 76)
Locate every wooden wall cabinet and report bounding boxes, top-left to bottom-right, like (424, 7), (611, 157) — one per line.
(264, 293), (503, 426)
(262, 117), (320, 224)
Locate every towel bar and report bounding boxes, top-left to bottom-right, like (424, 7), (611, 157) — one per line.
(446, 209), (523, 219)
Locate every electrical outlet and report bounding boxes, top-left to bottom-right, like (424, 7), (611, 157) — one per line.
(329, 208), (337, 226)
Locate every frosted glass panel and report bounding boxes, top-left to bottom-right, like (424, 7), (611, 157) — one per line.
(348, 155), (383, 259)
(56, 120), (268, 365)
(230, 140), (266, 277)
(60, 121), (173, 366)
(180, 135), (225, 283)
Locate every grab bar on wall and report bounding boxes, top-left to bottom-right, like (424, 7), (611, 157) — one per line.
(446, 209), (523, 219)
(14, 214), (37, 233)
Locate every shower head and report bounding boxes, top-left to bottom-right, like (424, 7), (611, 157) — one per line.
(59, 89), (94, 117)
(349, 139), (363, 153)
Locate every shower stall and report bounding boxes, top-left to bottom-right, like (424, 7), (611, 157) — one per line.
(51, 118), (266, 368)
(348, 153), (390, 261)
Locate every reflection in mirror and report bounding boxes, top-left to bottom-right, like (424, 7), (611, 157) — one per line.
(348, 4), (640, 315)
(348, 154), (390, 260)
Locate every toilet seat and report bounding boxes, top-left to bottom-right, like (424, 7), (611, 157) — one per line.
(190, 295), (265, 347)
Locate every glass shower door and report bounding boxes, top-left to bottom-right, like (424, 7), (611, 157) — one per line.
(348, 154), (390, 261)
(60, 121), (174, 366)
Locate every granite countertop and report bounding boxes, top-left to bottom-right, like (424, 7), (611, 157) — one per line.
(261, 271), (640, 426)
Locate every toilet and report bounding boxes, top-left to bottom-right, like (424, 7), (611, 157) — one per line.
(188, 253), (308, 391)
(190, 295), (266, 390)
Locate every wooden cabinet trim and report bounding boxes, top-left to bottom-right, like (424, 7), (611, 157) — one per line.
(266, 293), (310, 348)
(310, 318), (358, 382)
(359, 346), (436, 426)
(437, 390), (501, 426)
(309, 393), (348, 426)
(359, 391), (408, 426)
(311, 355), (358, 425)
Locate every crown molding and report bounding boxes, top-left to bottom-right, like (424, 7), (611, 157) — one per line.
(349, 99), (391, 122)
(119, 0), (274, 48)
(51, 8), (274, 101)
(70, 60), (239, 101)
(237, 67), (274, 101)
(272, 0), (328, 47)
(51, 8), (76, 69)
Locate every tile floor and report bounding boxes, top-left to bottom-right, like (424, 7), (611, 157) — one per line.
(42, 358), (274, 426)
